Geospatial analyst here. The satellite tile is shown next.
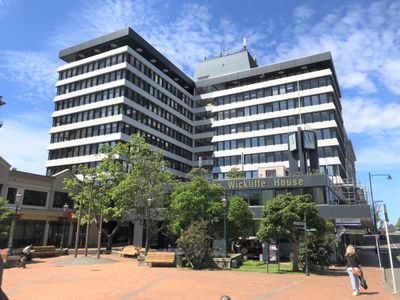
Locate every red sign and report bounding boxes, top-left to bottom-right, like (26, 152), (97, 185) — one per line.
(16, 214), (23, 221)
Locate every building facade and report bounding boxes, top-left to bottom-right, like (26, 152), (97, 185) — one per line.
(40, 27), (370, 248)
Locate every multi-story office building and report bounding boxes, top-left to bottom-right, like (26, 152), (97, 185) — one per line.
(45, 27), (360, 209)
(46, 27), (356, 191)
(45, 28), (196, 178)
(194, 49), (355, 186)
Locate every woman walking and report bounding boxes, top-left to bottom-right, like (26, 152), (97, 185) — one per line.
(345, 244), (361, 296)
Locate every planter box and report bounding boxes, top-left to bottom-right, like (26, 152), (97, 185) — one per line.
(213, 254), (242, 269)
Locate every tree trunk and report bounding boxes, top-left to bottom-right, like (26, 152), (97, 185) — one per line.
(106, 224), (120, 251)
(292, 244), (299, 272)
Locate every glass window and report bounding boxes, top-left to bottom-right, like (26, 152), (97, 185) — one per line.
(245, 138), (251, 148)
(261, 190), (274, 205)
(259, 136), (266, 146)
(258, 104), (265, 114)
(245, 155), (252, 164)
(274, 135), (281, 145)
(249, 190), (261, 206)
(245, 123), (251, 132)
(251, 122), (258, 131)
(267, 152), (275, 162)
(279, 85), (286, 94)
(23, 189), (47, 206)
(53, 191), (74, 208)
(320, 94), (328, 104)
(252, 154), (259, 164)
(237, 139), (245, 148)
(224, 141), (230, 150)
(266, 136), (274, 145)
(313, 112), (322, 122)
(237, 123), (244, 133)
(252, 137), (258, 147)
(311, 95), (319, 105)
(259, 153), (266, 163)
(6, 187), (17, 204)
(272, 86), (279, 95)
(287, 99), (295, 109)
(272, 102), (280, 111)
(251, 106), (257, 115)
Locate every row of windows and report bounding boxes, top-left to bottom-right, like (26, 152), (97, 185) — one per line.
(215, 128), (337, 151)
(124, 88), (193, 133)
(51, 122), (120, 143)
(55, 85), (192, 136)
(195, 124), (212, 134)
(59, 53), (128, 80)
(59, 51), (193, 106)
(57, 70), (124, 95)
(53, 104), (121, 127)
(55, 86), (123, 111)
(124, 70), (193, 121)
(214, 151), (289, 167)
(6, 187), (47, 207)
(127, 54), (193, 107)
(215, 110), (336, 136)
(57, 68), (194, 123)
(49, 141), (117, 160)
(121, 124), (192, 160)
(214, 93), (334, 121)
(52, 102), (192, 148)
(212, 76), (332, 107)
(214, 146), (340, 167)
(123, 105), (192, 147)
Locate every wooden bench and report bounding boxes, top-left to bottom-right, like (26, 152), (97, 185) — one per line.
(120, 246), (145, 258)
(33, 245), (58, 258)
(145, 251), (175, 267)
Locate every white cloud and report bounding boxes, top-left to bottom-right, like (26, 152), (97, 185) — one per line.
(266, 1), (400, 96)
(0, 50), (59, 104)
(0, 113), (50, 175)
(0, 0), (15, 17)
(293, 5), (314, 21)
(342, 97), (400, 133)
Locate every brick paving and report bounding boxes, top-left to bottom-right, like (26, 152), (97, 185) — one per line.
(2, 255), (398, 300)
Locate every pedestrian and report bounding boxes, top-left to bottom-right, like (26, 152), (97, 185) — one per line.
(345, 244), (361, 296)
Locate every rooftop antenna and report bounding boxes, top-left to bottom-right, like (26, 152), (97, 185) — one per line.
(243, 37), (247, 50)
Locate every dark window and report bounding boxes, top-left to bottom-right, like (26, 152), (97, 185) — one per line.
(23, 190), (47, 206)
(53, 191), (74, 208)
(6, 187), (17, 204)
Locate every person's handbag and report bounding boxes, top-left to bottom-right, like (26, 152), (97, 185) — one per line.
(352, 267), (362, 276)
(359, 274), (368, 290)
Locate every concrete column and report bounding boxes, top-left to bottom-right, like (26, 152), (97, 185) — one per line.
(42, 220), (50, 246)
(133, 220), (144, 247)
(67, 222), (74, 247)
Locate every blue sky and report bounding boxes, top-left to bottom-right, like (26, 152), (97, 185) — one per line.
(0, 0), (399, 224)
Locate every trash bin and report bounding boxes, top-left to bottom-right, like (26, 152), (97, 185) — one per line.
(176, 252), (183, 268)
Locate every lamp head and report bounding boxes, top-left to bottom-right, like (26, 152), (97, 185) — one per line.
(15, 192), (22, 205)
(221, 198), (227, 207)
(63, 203), (69, 211)
(387, 174), (393, 180)
(147, 198), (152, 207)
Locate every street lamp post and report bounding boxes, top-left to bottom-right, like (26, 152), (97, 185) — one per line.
(368, 172), (392, 232)
(8, 192), (22, 255)
(221, 198), (227, 258)
(59, 203), (69, 251)
(145, 198), (152, 255)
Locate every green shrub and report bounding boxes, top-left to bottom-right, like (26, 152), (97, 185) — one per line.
(177, 220), (212, 269)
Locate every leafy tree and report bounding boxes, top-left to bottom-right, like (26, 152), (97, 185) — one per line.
(226, 196), (254, 241)
(0, 197), (14, 247)
(186, 167), (209, 179)
(64, 134), (173, 250)
(298, 221), (335, 269)
(177, 220), (212, 269)
(395, 218), (400, 230)
(257, 193), (327, 272)
(226, 167), (244, 179)
(167, 176), (224, 237)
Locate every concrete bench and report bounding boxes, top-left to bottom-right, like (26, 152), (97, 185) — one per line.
(145, 251), (175, 267)
(1, 250), (20, 268)
(33, 246), (58, 258)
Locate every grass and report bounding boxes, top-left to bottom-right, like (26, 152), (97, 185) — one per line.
(233, 260), (304, 274)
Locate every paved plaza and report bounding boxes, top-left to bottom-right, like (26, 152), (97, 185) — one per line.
(2, 255), (398, 300)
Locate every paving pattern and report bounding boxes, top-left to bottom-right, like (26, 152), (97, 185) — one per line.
(2, 255), (398, 300)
